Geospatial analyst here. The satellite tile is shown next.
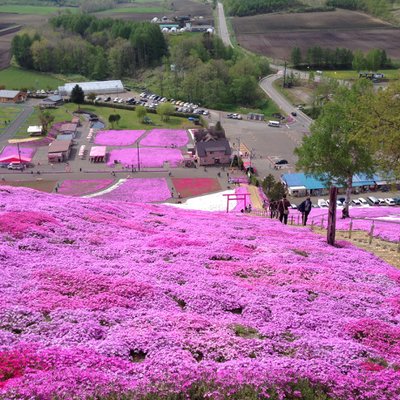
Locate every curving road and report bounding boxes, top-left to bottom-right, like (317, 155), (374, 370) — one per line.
(216, 2), (313, 130)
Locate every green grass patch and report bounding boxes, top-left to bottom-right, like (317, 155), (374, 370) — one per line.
(0, 4), (77, 14)
(99, 6), (164, 14)
(64, 103), (197, 130)
(14, 106), (71, 138)
(322, 69), (400, 81)
(0, 105), (23, 134)
(0, 67), (65, 90)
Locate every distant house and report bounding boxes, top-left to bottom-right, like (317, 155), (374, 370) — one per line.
(41, 95), (63, 108)
(195, 139), (231, 166)
(0, 90), (27, 103)
(58, 123), (78, 137)
(48, 139), (72, 163)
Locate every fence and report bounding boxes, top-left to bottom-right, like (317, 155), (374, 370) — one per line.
(248, 209), (400, 250)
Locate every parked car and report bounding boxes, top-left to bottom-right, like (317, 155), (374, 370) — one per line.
(290, 203), (297, 209)
(394, 197), (400, 205)
(317, 199), (328, 208)
(384, 198), (396, 206)
(104, 97), (111, 102)
(7, 162), (24, 170)
(291, 111), (297, 117)
(358, 197), (369, 206)
(351, 199), (362, 206)
(378, 198), (386, 206)
(367, 196), (380, 206)
(336, 200), (343, 208)
(338, 197), (345, 204)
(275, 159), (288, 165)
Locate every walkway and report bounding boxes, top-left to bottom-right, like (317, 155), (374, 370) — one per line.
(1, 104), (34, 142)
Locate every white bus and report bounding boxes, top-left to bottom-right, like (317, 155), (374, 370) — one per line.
(268, 120), (280, 127)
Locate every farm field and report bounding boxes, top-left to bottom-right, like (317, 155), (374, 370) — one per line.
(0, 5), (77, 15)
(104, 0), (212, 22)
(233, 10), (400, 61)
(0, 67), (64, 90)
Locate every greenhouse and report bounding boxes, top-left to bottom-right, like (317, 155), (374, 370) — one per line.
(58, 80), (124, 96)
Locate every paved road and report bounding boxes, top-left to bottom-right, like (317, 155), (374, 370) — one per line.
(1, 104), (34, 142)
(217, 2), (233, 48)
(259, 74), (313, 130)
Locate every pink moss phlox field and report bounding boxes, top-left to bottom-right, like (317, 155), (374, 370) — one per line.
(1, 186), (400, 399)
(57, 180), (114, 197)
(94, 130), (146, 146)
(108, 148), (183, 168)
(233, 185), (252, 211)
(97, 178), (171, 203)
(140, 129), (189, 147)
(0, 145), (36, 159)
(306, 207), (400, 242)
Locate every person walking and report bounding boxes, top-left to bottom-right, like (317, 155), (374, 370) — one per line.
(278, 194), (291, 225)
(298, 196), (312, 226)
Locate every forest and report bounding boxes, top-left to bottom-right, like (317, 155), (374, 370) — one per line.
(153, 35), (271, 109)
(11, 14), (168, 80)
(223, 0), (300, 17)
(326, 0), (393, 18)
(291, 46), (391, 70)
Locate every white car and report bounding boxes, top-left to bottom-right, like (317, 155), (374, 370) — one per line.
(336, 200), (343, 208)
(385, 198), (396, 206)
(378, 198), (386, 206)
(317, 199), (328, 208)
(358, 197), (369, 206)
(113, 97), (119, 102)
(351, 199), (362, 206)
(7, 162), (24, 170)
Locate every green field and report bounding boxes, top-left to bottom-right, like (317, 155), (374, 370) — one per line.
(0, 105), (23, 134)
(99, 6), (165, 14)
(0, 4), (77, 14)
(322, 69), (400, 80)
(12, 101), (198, 139)
(0, 67), (65, 90)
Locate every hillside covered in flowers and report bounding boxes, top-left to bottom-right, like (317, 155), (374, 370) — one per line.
(0, 187), (400, 399)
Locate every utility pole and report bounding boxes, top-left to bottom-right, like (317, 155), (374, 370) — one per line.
(283, 60), (287, 88)
(327, 186), (338, 245)
(137, 141), (141, 171)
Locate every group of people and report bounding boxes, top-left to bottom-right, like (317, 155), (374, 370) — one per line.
(268, 195), (313, 226)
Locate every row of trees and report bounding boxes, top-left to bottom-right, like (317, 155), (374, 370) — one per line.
(11, 14), (168, 79)
(223, 0), (298, 16)
(295, 79), (400, 217)
(326, 0), (392, 19)
(155, 34), (271, 108)
(291, 46), (391, 70)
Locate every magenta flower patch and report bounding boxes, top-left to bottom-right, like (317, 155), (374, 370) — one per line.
(96, 178), (171, 203)
(94, 130), (146, 146)
(0, 145), (36, 160)
(0, 186), (400, 399)
(108, 148), (183, 168)
(141, 129), (189, 147)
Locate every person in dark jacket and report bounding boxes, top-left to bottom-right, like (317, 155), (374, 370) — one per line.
(298, 197), (312, 226)
(278, 194), (291, 224)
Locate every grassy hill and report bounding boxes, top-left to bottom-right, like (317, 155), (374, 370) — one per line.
(0, 187), (399, 399)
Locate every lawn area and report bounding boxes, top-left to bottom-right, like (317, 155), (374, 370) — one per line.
(323, 69), (400, 81)
(0, 67), (65, 90)
(64, 103), (197, 130)
(100, 6), (164, 13)
(0, 105), (22, 134)
(220, 98), (281, 118)
(0, 4), (77, 14)
(14, 107), (71, 138)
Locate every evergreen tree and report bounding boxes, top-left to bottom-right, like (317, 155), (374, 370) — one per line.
(70, 85), (85, 104)
(290, 47), (302, 67)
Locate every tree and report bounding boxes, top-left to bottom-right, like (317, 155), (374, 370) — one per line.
(70, 84), (84, 104)
(38, 110), (54, 134)
(352, 50), (366, 72)
(262, 174), (276, 195)
(291, 47), (302, 67)
(108, 114), (121, 128)
(365, 49), (382, 72)
(136, 105), (147, 123)
(295, 80), (375, 218)
(354, 81), (400, 178)
(269, 182), (286, 202)
(157, 102), (175, 122)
